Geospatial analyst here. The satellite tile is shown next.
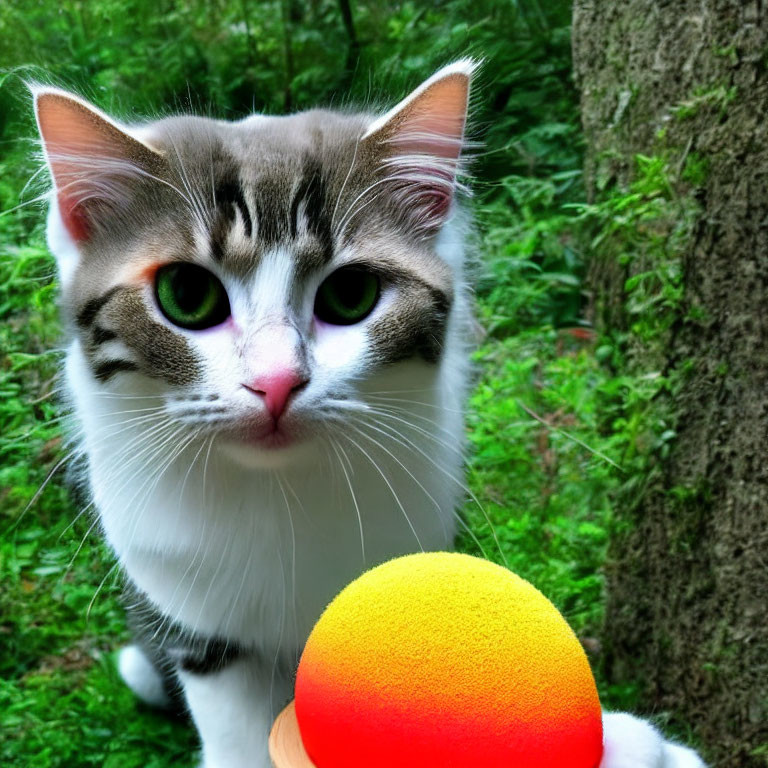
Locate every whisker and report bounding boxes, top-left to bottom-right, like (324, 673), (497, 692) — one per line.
(333, 399), (460, 450)
(159, 134), (211, 233)
(366, 393), (464, 415)
(334, 185), (388, 243)
(191, 523), (233, 632)
(201, 434), (216, 502)
(328, 436), (366, 564)
(276, 474), (299, 663)
(154, 516), (209, 645)
(337, 430), (424, 552)
(60, 423), (179, 578)
(0, 189), (53, 218)
(348, 410), (507, 567)
(330, 135), (361, 231)
(348, 422), (442, 511)
(347, 416), (493, 560)
(221, 541), (252, 639)
(155, 434), (217, 643)
(122, 425), (198, 553)
(8, 447), (81, 535)
(85, 561), (122, 623)
(55, 414), (178, 549)
(91, 392), (166, 400)
(516, 399), (624, 472)
(270, 471), (289, 713)
(65, 514), (102, 575)
(347, 422), (449, 544)
(363, 404), (461, 447)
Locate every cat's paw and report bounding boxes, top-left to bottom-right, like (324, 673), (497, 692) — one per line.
(198, 754), (271, 768)
(601, 712), (706, 768)
(117, 644), (172, 709)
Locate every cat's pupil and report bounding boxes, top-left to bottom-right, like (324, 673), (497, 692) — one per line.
(171, 267), (207, 312)
(315, 267), (380, 325)
(335, 270), (367, 308)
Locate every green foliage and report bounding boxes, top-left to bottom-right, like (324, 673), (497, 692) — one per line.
(478, 170), (584, 334)
(582, 154), (693, 346)
(461, 328), (616, 629)
(671, 84), (737, 122)
(0, 0), (689, 764)
(573, 154), (699, 483)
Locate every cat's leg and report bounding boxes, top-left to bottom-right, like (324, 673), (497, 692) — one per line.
(601, 712), (706, 768)
(118, 585), (189, 715)
(178, 654), (294, 768)
(118, 644), (174, 709)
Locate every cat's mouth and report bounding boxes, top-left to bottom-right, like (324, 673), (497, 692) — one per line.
(217, 416), (318, 469)
(238, 418), (301, 451)
(245, 423), (296, 450)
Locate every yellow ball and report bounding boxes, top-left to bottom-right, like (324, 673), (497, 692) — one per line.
(295, 552), (603, 768)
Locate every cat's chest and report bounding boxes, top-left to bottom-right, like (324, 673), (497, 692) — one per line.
(71, 338), (466, 649)
(103, 448), (460, 650)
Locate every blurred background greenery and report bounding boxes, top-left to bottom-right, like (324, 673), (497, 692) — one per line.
(0, 1), (646, 765)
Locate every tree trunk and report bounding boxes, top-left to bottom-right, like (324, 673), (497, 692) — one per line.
(338, 0), (360, 83)
(573, 3), (768, 766)
(281, 0), (295, 112)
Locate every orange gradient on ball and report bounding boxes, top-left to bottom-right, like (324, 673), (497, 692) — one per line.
(294, 552), (603, 768)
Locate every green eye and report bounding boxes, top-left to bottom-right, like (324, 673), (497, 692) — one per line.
(155, 263), (231, 330)
(314, 267), (380, 325)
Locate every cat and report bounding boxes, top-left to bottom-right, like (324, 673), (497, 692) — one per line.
(33, 61), (704, 768)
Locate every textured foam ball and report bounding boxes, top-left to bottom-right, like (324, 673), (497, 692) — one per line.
(294, 552), (603, 768)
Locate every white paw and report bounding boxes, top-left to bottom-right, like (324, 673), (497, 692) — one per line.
(601, 712), (706, 768)
(198, 754), (271, 768)
(663, 742), (706, 768)
(118, 644), (172, 709)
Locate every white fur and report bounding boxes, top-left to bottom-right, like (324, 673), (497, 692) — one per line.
(46, 200), (81, 287)
(362, 59), (478, 140)
(602, 713), (706, 768)
(118, 645), (172, 709)
(179, 658), (292, 768)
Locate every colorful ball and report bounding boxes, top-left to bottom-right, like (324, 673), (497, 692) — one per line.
(294, 552), (603, 768)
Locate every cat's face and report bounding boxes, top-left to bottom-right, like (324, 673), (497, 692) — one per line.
(36, 63), (473, 468)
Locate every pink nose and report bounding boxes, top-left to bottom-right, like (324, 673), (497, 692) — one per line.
(244, 371), (308, 420)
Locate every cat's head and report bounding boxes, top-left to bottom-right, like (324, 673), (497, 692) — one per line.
(35, 62), (475, 468)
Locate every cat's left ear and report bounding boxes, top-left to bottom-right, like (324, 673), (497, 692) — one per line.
(33, 87), (165, 244)
(361, 59), (476, 232)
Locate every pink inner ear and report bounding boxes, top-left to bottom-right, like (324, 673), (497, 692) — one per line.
(58, 193), (91, 242)
(36, 92), (153, 243)
(390, 78), (469, 162)
(371, 72), (470, 229)
(38, 96), (103, 241)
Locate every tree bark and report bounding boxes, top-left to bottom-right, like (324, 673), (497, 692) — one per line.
(338, 0), (360, 82)
(573, 2), (768, 766)
(281, 0), (295, 112)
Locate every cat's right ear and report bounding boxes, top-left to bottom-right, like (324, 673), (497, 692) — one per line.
(33, 87), (165, 243)
(360, 60), (476, 233)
